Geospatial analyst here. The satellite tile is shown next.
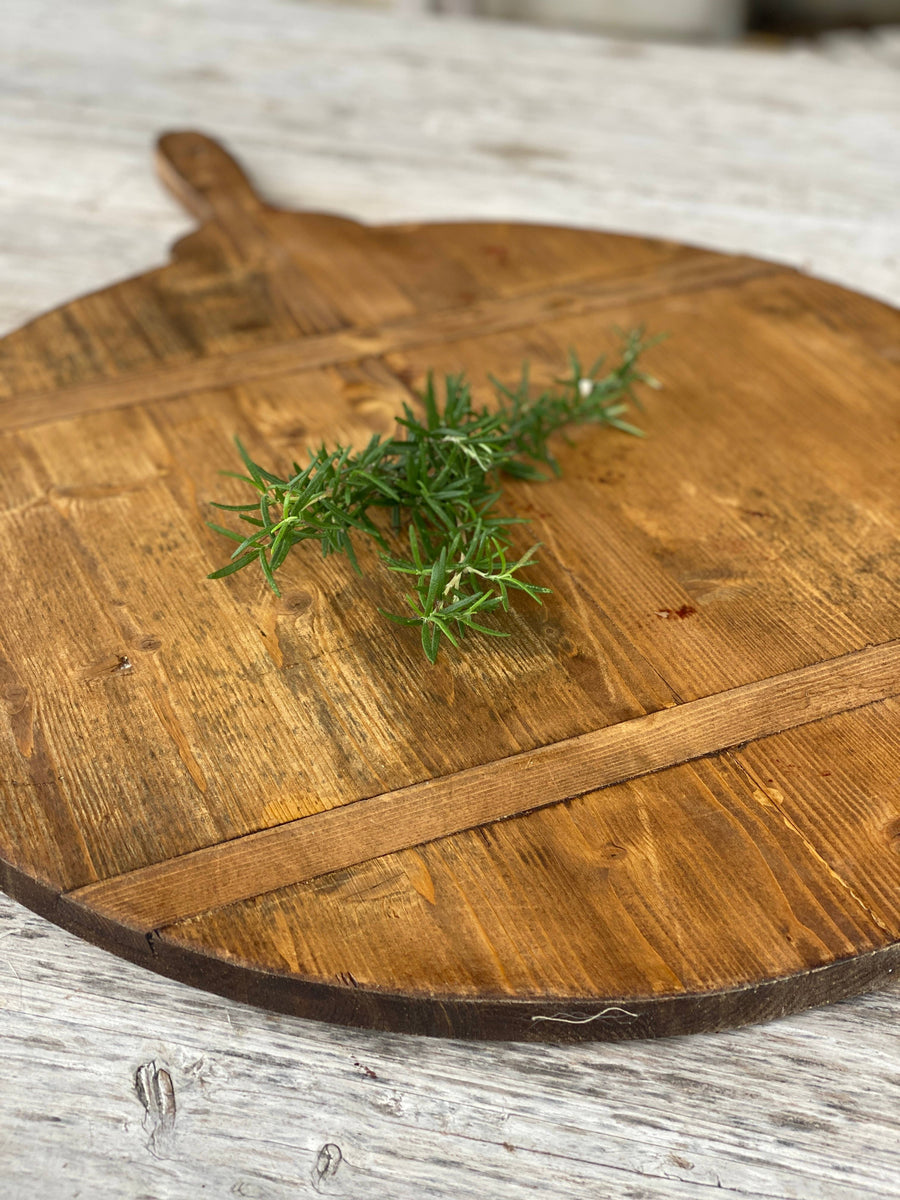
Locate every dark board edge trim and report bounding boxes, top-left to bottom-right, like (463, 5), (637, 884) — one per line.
(2, 859), (896, 1042)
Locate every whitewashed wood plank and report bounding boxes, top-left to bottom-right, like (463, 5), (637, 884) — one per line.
(0, 897), (898, 1199)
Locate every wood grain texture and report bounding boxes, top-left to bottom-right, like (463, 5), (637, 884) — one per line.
(0, 251), (774, 433)
(1, 128), (898, 1040)
(66, 641), (900, 930)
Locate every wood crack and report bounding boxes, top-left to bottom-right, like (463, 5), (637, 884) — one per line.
(728, 752), (897, 943)
(61, 638), (900, 933)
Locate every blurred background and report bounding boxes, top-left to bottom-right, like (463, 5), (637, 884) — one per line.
(317, 0), (900, 40)
(3, 0), (898, 338)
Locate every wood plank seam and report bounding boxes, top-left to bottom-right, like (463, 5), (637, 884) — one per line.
(63, 639), (900, 932)
(0, 255), (781, 433)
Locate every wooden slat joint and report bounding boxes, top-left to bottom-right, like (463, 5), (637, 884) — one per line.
(0, 255), (783, 432)
(64, 639), (900, 932)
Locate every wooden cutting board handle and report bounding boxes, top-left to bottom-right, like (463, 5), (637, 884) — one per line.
(155, 130), (264, 224)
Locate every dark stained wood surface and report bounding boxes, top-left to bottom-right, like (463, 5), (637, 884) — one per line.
(1, 131), (898, 1040)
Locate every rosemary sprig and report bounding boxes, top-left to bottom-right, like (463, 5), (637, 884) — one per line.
(208, 328), (661, 663)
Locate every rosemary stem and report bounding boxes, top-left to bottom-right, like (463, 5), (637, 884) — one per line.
(208, 328), (661, 663)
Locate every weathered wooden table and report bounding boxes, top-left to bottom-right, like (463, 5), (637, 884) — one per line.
(2, 2), (899, 1196)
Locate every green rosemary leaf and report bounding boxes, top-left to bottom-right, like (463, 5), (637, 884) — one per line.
(209, 500), (265, 512)
(258, 548), (281, 596)
(235, 439), (282, 486)
(353, 470), (401, 502)
(421, 622), (441, 664)
(379, 608), (420, 626)
(218, 470), (266, 491)
(343, 535), (362, 576)
(424, 549), (448, 614)
(408, 523), (424, 571)
(421, 372), (440, 431)
(207, 550), (260, 579)
(206, 522), (249, 542)
(462, 620), (511, 638)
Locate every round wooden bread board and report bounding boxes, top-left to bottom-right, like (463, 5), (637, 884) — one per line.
(1, 131), (898, 1041)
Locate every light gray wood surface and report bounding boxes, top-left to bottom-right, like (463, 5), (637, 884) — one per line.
(1, 2), (899, 1196)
